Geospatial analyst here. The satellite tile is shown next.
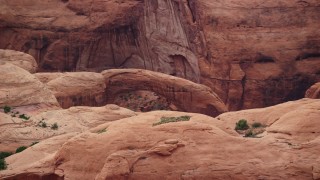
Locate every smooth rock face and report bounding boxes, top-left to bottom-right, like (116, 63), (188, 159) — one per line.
(0, 1), (319, 110)
(0, 49), (37, 73)
(0, 63), (59, 108)
(0, 99), (319, 180)
(305, 82), (320, 99)
(35, 72), (107, 108)
(102, 69), (227, 117)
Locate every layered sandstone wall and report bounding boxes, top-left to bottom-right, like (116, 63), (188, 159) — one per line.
(0, 0), (319, 110)
(193, 0), (320, 110)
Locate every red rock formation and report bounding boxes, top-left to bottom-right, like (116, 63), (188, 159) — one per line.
(1, 99), (319, 179)
(35, 69), (227, 116)
(102, 69), (227, 117)
(0, 49), (38, 73)
(305, 82), (320, 99)
(0, 104), (135, 152)
(35, 72), (107, 108)
(194, 0), (320, 110)
(0, 0), (319, 110)
(0, 62), (59, 108)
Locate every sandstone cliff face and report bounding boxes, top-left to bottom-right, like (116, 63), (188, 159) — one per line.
(194, 0), (320, 110)
(0, 0), (319, 110)
(0, 0), (200, 82)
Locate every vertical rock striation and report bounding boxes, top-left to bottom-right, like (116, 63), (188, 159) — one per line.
(0, 0), (319, 110)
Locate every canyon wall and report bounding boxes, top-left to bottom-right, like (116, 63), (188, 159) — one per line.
(0, 0), (319, 110)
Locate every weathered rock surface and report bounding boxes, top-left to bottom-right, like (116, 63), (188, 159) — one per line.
(217, 98), (320, 142)
(0, 0), (319, 110)
(0, 62), (59, 109)
(1, 99), (319, 179)
(305, 82), (320, 99)
(0, 0), (200, 82)
(102, 69), (227, 117)
(0, 104), (135, 152)
(195, 0), (320, 110)
(0, 49), (37, 73)
(35, 72), (106, 108)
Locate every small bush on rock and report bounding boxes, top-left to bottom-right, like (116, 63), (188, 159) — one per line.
(19, 114), (30, 120)
(15, 146), (27, 153)
(252, 122), (263, 128)
(51, 123), (58, 130)
(0, 159), (7, 170)
(3, 106), (11, 113)
(96, 128), (107, 134)
(38, 121), (47, 128)
(235, 119), (249, 130)
(153, 116), (191, 126)
(30, 142), (39, 146)
(0, 152), (12, 159)
(244, 130), (255, 137)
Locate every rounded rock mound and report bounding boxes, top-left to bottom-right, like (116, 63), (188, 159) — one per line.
(1, 100), (319, 179)
(0, 49), (37, 73)
(35, 72), (106, 108)
(0, 63), (59, 108)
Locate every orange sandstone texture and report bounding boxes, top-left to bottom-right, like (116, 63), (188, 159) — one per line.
(0, 99), (319, 180)
(1, 0), (319, 110)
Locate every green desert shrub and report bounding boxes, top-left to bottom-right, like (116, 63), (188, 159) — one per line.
(244, 130), (255, 137)
(153, 116), (191, 126)
(30, 142), (39, 146)
(3, 106), (11, 113)
(19, 114), (30, 120)
(15, 146), (27, 153)
(96, 128), (107, 134)
(235, 119), (249, 130)
(51, 123), (58, 130)
(0, 152), (13, 159)
(38, 121), (47, 128)
(0, 159), (7, 170)
(252, 122), (263, 128)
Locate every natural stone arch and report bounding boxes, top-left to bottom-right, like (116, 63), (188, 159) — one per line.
(102, 69), (227, 117)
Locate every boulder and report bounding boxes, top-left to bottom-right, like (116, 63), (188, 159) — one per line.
(0, 49), (37, 73)
(0, 63), (59, 109)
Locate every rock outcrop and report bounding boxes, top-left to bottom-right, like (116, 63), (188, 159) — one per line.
(0, 0), (319, 110)
(35, 72), (106, 108)
(0, 62), (59, 109)
(0, 104), (135, 152)
(102, 69), (227, 117)
(0, 49), (37, 73)
(34, 69), (227, 116)
(305, 82), (320, 99)
(1, 99), (319, 179)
